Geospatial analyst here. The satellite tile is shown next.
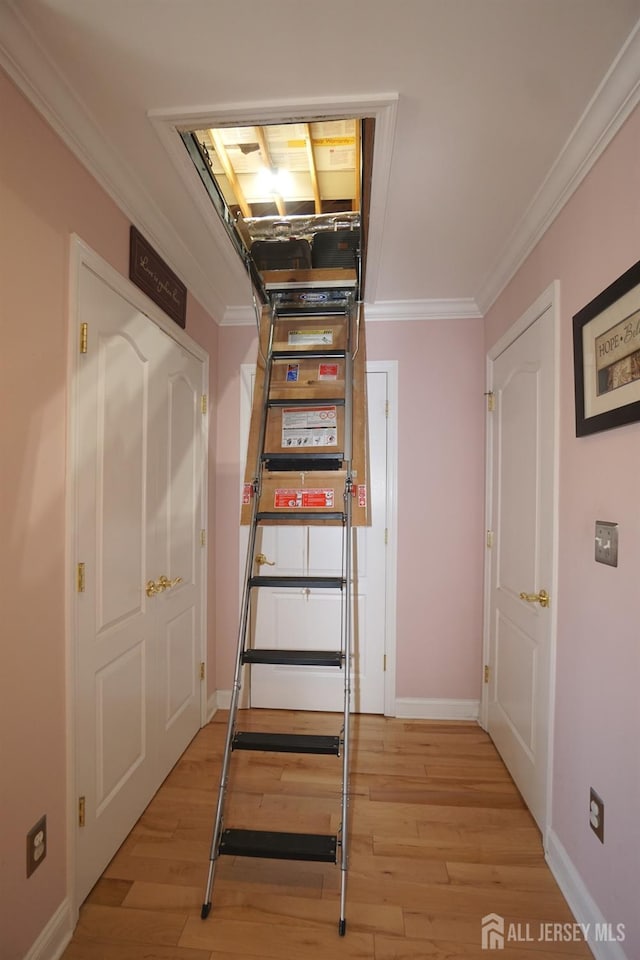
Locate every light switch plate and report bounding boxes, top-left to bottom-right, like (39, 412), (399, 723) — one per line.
(595, 521), (618, 566)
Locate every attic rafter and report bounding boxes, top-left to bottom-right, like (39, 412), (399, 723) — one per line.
(256, 127), (287, 218)
(209, 129), (252, 219)
(304, 123), (322, 214)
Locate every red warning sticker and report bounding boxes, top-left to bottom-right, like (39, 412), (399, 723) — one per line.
(274, 488), (335, 508)
(242, 483), (253, 505)
(357, 484), (367, 507)
(318, 363), (339, 380)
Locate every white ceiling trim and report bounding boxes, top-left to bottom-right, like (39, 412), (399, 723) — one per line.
(148, 92), (398, 308)
(0, 2), (227, 321)
(365, 298), (482, 322)
(222, 297), (482, 326)
(477, 16), (640, 314)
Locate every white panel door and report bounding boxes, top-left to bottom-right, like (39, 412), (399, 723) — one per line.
(74, 265), (204, 903)
(155, 347), (205, 779)
(486, 304), (556, 830)
(248, 369), (388, 713)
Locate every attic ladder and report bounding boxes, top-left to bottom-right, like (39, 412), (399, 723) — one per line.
(201, 273), (367, 935)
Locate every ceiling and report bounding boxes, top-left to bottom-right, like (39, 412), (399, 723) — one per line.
(1, 1), (640, 323)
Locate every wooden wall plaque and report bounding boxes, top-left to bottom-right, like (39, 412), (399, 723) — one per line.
(129, 225), (187, 328)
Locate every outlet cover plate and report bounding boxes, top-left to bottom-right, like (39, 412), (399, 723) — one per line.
(595, 521), (618, 566)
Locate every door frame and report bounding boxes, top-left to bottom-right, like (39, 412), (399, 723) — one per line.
(481, 281), (560, 844)
(239, 359), (398, 716)
(65, 235), (209, 921)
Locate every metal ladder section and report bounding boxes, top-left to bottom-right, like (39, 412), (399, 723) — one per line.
(201, 280), (359, 936)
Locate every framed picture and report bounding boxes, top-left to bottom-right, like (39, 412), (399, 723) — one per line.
(573, 257), (640, 436)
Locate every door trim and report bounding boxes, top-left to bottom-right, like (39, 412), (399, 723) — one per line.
(481, 280), (560, 844)
(238, 359), (398, 716)
(65, 234), (209, 921)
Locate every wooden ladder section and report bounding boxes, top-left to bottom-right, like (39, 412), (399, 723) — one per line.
(201, 268), (369, 935)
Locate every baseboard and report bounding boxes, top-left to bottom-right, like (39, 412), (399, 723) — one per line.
(23, 898), (73, 960)
(206, 689), (218, 721)
(212, 693), (480, 721)
(545, 828), (629, 960)
(394, 697), (480, 720)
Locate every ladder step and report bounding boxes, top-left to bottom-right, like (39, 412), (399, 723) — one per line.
(232, 732), (340, 755)
(272, 349), (347, 361)
(249, 575), (344, 589)
(267, 397), (345, 408)
(219, 828), (338, 863)
(242, 649), (343, 667)
(257, 511), (345, 523)
(262, 454), (344, 471)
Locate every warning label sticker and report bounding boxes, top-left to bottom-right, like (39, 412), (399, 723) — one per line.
(286, 363), (299, 382)
(281, 406), (337, 447)
(288, 329), (334, 346)
(274, 489), (335, 509)
(318, 363), (339, 380)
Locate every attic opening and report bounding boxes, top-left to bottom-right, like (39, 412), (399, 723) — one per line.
(180, 116), (374, 301)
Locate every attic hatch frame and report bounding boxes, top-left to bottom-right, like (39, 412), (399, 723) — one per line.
(181, 119), (371, 303)
(148, 94), (398, 308)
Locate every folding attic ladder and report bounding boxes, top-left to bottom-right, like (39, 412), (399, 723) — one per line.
(201, 272), (368, 936)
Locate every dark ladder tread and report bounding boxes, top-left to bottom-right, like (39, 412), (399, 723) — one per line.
(272, 349), (347, 361)
(242, 648), (343, 667)
(249, 575), (344, 589)
(257, 511), (345, 523)
(219, 828), (337, 862)
(232, 731), (340, 755)
(262, 454), (344, 471)
(267, 397), (345, 407)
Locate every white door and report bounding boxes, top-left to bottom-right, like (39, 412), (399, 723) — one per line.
(243, 368), (388, 714)
(74, 263), (205, 902)
(486, 298), (557, 830)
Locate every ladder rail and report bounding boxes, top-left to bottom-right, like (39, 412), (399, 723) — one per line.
(339, 476), (354, 934)
(201, 484), (262, 917)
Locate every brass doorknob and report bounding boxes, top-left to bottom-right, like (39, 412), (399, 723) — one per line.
(146, 575), (183, 597)
(255, 553), (276, 566)
(158, 575), (183, 590)
(519, 589), (550, 608)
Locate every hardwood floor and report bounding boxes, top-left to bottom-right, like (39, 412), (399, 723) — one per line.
(62, 711), (592, 959)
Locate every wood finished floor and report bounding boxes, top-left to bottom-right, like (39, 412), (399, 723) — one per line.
(62, 711), (592, 959)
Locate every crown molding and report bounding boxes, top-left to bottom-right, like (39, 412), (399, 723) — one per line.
(477, 17), (640, 315)
(0, 2), (226, 322)
(222, 297), (482, 326)
(365, 298), (482, 322)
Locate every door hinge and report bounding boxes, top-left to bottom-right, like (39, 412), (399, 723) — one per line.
(485, 391), (495, 412)
(201, 394), (208, 415)
(484, 664), (490, 684)
(486, 530), (494, 549)
(384, 528), (388, 545)
(200, 529), (206, 547)
(77, 562), (85, 593)
(200, 662), (205, 680)
(79, 322), (88, 354)
(78, 796), (86, 828)
(385, 401), (389, 418)
(383, 654), (387, 672)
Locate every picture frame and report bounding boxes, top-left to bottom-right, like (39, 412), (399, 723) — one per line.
(573, 257), (640, 436)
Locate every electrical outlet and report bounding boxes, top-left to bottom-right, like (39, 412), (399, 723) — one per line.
(26, 815), (47, 877)
(589, 788), (604, 843)
(595, 521), (618, 566)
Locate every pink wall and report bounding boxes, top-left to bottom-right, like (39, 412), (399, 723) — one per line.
(213, 319), (486, 703)
(0, 69), (218, 959)
(485, 105), (640, 956)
